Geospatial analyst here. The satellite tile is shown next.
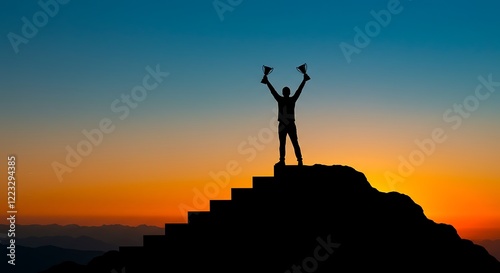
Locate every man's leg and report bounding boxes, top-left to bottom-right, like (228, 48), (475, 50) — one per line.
(278, 122), (287, 164)
(288, 122), (303, 165)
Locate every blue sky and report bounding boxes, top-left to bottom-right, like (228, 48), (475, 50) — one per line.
(2, 1), (500, 119)
(3, 1), (500, 117)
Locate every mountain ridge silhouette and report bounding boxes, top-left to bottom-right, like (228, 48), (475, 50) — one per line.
(0, 223), (164, 247)
(42, 164), (500, 272)
(16, 235), (117, 252)
(0, 243), (103, 273)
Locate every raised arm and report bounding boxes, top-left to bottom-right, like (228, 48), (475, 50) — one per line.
(262, 75), (280, 101)
(292, 74), (309, 100)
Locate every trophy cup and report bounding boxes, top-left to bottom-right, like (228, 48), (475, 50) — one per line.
(261, 65), (273, 83)
(296, 63), (310, 81)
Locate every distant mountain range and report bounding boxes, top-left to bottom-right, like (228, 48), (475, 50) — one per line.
(0, 243), (103, 273)
(16, 235), (117, 252)
(0, 224), (164, 248)
(0, 224), (164, 273)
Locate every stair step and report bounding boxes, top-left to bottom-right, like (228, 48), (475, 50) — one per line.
(209, 199), (232, 212)
(165, 223), (189, 235)
(230, 188), (254, 201)
(252, 176), (275, 189)
(188, 211), (211, 224)
(119, 246), (144, 257)
(143, 234), (166, 248)
(157, 223), (195, 249)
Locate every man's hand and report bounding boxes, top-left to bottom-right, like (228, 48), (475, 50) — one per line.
(303, 73), (311, 81)
(261, 75), (269, 84)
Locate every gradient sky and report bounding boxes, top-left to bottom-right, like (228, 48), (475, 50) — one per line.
(1, 0), (499, 240)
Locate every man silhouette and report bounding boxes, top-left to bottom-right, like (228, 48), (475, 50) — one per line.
(262, 72), (310, 166)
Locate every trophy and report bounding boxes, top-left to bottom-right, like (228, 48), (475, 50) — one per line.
(296, 63), (310, 81)
(261, 65), (273, 83)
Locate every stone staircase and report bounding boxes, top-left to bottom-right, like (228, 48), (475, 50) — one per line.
(118, 173), (284, 271)
(117, 165), (370, 272)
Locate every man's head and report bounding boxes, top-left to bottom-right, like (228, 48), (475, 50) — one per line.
(282, 87), (290, 97)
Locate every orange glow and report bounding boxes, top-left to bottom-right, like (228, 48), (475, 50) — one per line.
(3, 112), (499, 243)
